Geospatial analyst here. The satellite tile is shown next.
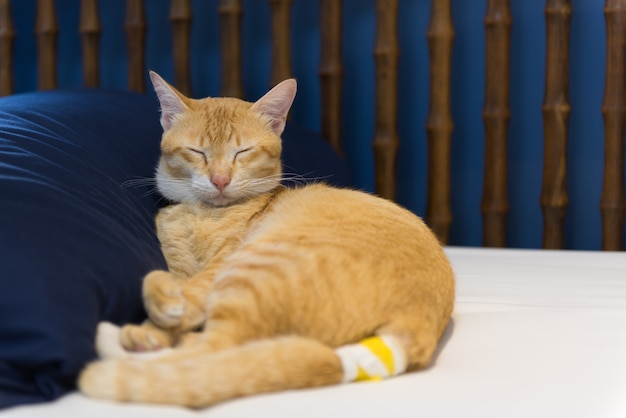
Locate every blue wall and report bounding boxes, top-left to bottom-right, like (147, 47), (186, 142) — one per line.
(9, 0), (624, 250)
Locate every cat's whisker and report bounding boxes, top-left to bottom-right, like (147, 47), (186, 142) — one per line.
(282, 171), (329, 180)
(121, 177), (158, 188)
(280, 172), (333, 187)
(236, 184), (279, 199)
(139, 187), (163, 199)
(122, 177), (184, 187)
(245, 172), (328, 187)
(153, 194), (170, 207)
(246, 178), (281, 186)
(122, 177), (185, 204)
(155, 179), (188, 189)
(279, 168), (332, 182)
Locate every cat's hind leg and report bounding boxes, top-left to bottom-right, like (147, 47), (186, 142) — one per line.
(334, 334), (408, 382)
(375, 311), (449, 373)
(334, 310), (450, 382)
(80, 313), (449, 407)
(95, 322), (130, 359)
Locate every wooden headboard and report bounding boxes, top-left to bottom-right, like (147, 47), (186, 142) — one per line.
(0, 0), (624, 251)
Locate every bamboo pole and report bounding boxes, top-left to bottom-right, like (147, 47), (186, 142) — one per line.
(541, 0), (572, 249)
(0, 0), (14, 96)
(36, 0), (58, 91)
(601, 0), (626, 250)
(170, 0), (192, 96)
(125, 0), (146, 93)
(80, 0), (101, 87)
(268, 0), (293, 87)
(425, 0), (455, 244)
(219, 0), (244, 98)
(319, 0), (343, 154)
(372, 0), (400, 201)
(482, 0), (512, 247)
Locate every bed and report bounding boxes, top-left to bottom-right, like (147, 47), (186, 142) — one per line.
(1, 0), (625, 416)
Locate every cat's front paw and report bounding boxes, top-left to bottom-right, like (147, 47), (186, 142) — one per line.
(143, 270), (185, 328)
(120, 322), (174, 352)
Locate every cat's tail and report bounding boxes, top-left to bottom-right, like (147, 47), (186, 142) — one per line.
(79, 336), (341, 408)
(79, 334), (408, 408)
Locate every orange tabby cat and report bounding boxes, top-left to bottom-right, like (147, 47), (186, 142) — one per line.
(78, 71), (455, 408)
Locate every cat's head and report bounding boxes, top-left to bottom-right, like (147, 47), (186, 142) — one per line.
(149, 71), (297, 206)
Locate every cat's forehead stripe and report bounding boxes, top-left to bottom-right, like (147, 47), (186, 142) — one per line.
(195, 101), (255, 147)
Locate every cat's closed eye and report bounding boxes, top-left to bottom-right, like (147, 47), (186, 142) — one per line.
(187, 147), (207, 164)
(233, 147), (253, 162)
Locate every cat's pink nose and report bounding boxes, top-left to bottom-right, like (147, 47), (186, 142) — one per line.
(210, 175), (231, 192)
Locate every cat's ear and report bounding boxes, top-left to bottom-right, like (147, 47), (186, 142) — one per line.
(251, 79), (297, 136)
(149, 71), (190, 131)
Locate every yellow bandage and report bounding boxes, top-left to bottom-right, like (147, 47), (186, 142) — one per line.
(335, 335), (407, 383)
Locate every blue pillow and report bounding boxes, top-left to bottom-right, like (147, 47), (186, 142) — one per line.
(0, 90), (168, 408)
(0, 89), (351, 409)
(280, 123), (352, 188)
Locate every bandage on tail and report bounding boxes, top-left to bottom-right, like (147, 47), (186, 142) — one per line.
(335, 335), (407, 383)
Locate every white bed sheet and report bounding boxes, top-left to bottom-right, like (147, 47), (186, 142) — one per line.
(5, 247), (626, 418)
